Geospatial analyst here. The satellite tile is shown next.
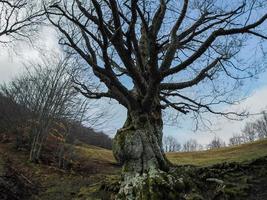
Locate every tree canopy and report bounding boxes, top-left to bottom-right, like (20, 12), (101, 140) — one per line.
(44, 0), (266, 120)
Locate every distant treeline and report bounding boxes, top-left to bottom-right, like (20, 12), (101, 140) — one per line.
(66, 121), (112, 149)
(164, 112), (267, 152)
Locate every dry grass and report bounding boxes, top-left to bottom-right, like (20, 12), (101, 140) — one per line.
(73, 139), (267, 167)
(73, 143), (115, 163)
(167, 139), (267, 166)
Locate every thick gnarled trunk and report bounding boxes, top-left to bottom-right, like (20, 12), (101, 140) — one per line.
(113, 111), (169, 175)
(112, 111), (183, 199)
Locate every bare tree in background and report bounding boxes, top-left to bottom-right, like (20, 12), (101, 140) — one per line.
(44, 0), (267, 196)
(229, 134), (244, 146)
(183, 139), (200, 152)
(234, 111), (267, 145)
(1, 54), (103, 162)
(0, 0), (43, 43)
(242, 122), (256, 142)
(208, 136), (226, 149)
(163, 135), (181, 152)
(254, 111), (267, 139)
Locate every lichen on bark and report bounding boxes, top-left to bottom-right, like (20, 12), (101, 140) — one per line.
(116, 169), (184, 200)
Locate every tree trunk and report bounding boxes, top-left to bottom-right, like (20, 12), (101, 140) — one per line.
(113, 110), (169, 175)
(112, 110), (183, 199)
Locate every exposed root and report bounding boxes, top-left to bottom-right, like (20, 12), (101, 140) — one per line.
(116, 169), (184, 200)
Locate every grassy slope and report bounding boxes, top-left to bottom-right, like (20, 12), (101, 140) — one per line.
(73, 139), (267, 167)
(70, 139), (267, 167)
(167, 139), (267, 166)
(0, 143), (118, 200)
(73, 143), (115, 163)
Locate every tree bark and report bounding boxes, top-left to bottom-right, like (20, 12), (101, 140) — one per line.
(112, 110), (184, 199)
(113, 110), (170, 175)
(113, 112), (169, 174)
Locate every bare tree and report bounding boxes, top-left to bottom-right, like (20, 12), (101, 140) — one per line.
(183, 139), (200, 152)
(44, 0), (267, 196)
(208, 136), (226, 149)
(229, 134), (244, 146)
(242, 122), (256, 142)
(254, 111), (267, 139)
(236, 111), (267, 145)
(0, 0), (43, 43)
(163, 135), (181, 152)
(1, 54), (98, 162)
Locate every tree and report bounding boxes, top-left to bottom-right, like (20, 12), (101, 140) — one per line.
(254, 111), (267, 139)
(229, 134), (244, 146)
(1, 54), (93, 162)
(242, 122), (256, 142)
(208, 136), (225, 149)
(0, 0), (43, 43)
(44, 0), (267, 197)
(183, 139), (200, 152)
(163, 135), (181, 152)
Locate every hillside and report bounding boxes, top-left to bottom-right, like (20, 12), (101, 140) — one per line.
(0, 94), (113, 150)
(167, 139), (267, 166)
(0, 142), (118, 200)
(55, 138), (267, 167)
(45, 138), (267, 167)
(0, 139), (267, 199)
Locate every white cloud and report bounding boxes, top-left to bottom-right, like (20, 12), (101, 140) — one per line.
(0, 26), (60, 84)
(0, 51), (23, 83)
(100, 102), (127, 136)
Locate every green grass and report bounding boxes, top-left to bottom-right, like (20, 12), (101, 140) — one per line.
(167, 139), (267, 166)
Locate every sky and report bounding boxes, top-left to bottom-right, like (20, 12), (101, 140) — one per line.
(0, 25), (267, 147)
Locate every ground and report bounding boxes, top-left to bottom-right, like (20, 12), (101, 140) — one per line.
(0, 139), (267, 199)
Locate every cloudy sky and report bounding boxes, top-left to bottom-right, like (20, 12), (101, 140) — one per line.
(0, 26), (267, 147)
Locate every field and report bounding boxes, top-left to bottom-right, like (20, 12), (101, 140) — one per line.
(66, 139), (267, 167)
(167, 139), (267, 166)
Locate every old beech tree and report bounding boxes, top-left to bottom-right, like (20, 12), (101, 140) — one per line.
(45, 0), (267, 176)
